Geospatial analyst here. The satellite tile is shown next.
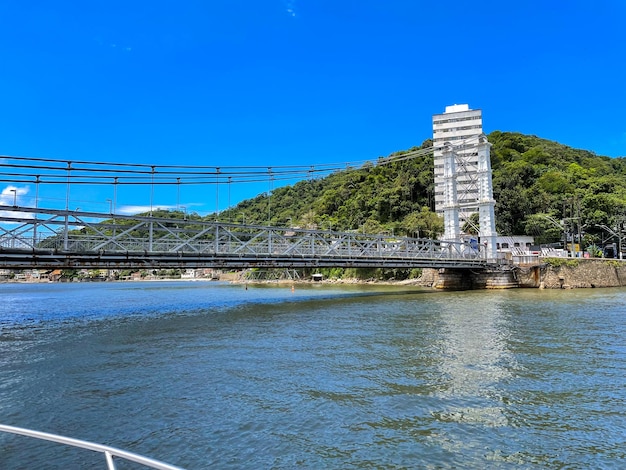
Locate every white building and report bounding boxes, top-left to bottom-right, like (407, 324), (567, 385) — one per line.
(432, 104), (483, 225)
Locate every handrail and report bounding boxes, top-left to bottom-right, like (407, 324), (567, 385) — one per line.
(0, 205), (503, 269)
(0, 424), (184, 470)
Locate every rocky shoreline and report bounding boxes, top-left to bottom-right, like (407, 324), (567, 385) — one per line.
(3, 259), (626, 289)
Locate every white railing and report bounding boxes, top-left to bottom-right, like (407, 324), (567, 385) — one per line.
(0, 424), (184, 470)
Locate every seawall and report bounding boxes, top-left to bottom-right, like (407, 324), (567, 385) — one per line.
(516, 259), (626, 289)
(419, 259), (626, 289)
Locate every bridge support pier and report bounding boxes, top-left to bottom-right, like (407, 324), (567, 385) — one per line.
(420, 268), (519, 289)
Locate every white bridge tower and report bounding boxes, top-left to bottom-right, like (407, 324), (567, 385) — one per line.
(442, 142), (460, 243)
(477, 134), (497, 259)
(440, 133), (497, 259)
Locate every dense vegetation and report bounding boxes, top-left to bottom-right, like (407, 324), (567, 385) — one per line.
(219, 131), (626, 249)
(221, 139), (444, 239)
(489, 131), (626, 246)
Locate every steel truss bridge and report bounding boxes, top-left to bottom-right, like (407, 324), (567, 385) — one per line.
(0, 206), (499, 270)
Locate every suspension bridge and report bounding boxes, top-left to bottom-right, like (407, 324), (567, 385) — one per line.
(0, 152), (502, 271)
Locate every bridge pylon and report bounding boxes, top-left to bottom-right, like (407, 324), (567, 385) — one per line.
(442, 142), (460, 243)
(440, 134), (498, 259)
(477, 134), (497, 259)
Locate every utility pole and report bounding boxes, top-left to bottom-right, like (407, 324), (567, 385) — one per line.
(562, 197), (580, 257)
(617, 217), (626, 259)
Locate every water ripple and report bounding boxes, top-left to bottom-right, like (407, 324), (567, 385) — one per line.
(0, 284), (625, 468)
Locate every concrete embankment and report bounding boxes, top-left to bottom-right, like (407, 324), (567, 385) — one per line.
(419, 259), (626, 289)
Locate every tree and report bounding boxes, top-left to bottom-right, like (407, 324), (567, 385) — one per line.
(361, 218), (386, 234)
(401, 207), (444, 239)
(523, 213), (564, 245)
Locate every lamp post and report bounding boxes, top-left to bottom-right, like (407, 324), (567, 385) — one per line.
(10, 189), (17, 206)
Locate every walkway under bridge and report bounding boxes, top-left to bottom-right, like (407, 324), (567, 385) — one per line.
(0, 206), (501, 270)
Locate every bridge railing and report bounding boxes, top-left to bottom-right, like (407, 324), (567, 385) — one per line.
(0, 205), (493, 267)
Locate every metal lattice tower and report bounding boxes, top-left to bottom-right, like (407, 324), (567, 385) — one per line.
(452, 136), (482, 226)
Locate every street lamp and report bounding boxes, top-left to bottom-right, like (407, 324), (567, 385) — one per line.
(106, 199), (112, 214)
(10, 189), (16, 206)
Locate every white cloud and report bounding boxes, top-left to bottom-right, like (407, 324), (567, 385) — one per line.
(109, 43), (132, 53)
(0, 185), (33, 221)
(284, 0), (297, 17)
(1, 185), (29, 206)
(116, 204), (179, 215)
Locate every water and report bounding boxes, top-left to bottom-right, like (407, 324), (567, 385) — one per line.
(0, 281), (625, 469)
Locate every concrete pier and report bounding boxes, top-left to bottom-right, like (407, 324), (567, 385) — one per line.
(420, 267), (519, 289)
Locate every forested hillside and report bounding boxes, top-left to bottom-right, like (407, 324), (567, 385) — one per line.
(218, 131), (626, 248)
(222, 139), (442, 238)
(489, 131), (626, 244)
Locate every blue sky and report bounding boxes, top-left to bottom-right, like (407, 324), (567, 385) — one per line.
(1, 0), (625, 215)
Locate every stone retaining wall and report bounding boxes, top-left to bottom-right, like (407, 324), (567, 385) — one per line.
(517, 259), (626, 289)
(418, 268), (518, 289)
(419, 260), (626, 289)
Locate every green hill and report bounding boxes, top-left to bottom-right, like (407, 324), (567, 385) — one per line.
(219, 131), (626, 248)
(489, 131), (626, 243)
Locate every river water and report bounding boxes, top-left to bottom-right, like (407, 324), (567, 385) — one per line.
(0, 281), (624, 469)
